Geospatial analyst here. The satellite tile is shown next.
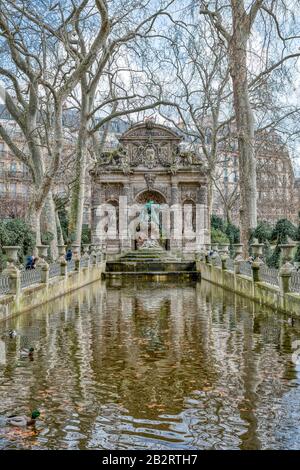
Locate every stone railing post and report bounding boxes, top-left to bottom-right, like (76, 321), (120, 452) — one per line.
(36, 245), (49, 284)
(204, 244), (211, 264)
(82, 244), (90, 268)
(279, 264), (293, 294)
(94, 244), (103, 265)
(2, 246), (21, 296)
(278, 241), (296, 294)
(251, 239), (264, 282)
(57, 244), (67, 277)
(72, 244), (81, 271)
(90, 245), (97, 266)
(218, 244), (229, 270)
(233, 244), (244, 274)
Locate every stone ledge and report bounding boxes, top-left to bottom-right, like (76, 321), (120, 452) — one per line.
(0, 262), (106, 323)
(198, 261), (300, 315)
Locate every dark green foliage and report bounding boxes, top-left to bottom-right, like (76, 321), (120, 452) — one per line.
(41, 231), (55, 261)
(294, 245), (300, 263)
(211, 227), (230, 244)
(0, 219), (35, 269)
(225, 222), (240, 244)
(211, 215), (239, 246)
(251, 221), (273, 243)
(270, 219), (297, 244)
(58, 209), (69, 243)
(81, 225), (91, 244)
(267, 245), (281, 269)
(211, 215), (225, 232)
(57, 210), (90, 246)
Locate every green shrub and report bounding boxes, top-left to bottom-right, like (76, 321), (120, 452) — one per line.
(81, 225), (91, 244)
(0, 218), (35, 269)
(211, 227), (230, 244)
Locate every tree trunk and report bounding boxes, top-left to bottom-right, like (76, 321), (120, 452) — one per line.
(56, 211), (65, 245)
(229, 2), (257, 256)
(40, 192), (58, 259)
(68, 88), (89, 245)
(207, 178), (214, 241)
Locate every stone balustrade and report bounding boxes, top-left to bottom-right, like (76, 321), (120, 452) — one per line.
(0, 245), (106, 315)
(197, 241), (300, 315)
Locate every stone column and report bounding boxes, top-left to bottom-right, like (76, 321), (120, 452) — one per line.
(170, 178), (182, 255)
(91, 181), (101, 245)
(120, 181), (132, 253)
(197, 185), (209, 249)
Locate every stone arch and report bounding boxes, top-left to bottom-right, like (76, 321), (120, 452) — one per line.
(135, 189), (167, 204)
(104, 198), (119, 235)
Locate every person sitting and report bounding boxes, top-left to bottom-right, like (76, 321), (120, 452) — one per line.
(65, 249), (72, 261)
(25, 255), (35, 270)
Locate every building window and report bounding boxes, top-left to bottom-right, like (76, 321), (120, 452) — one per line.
(10, 183), (17, 195)
(0, 142), (5, 153)
(10, 162), (17, 174)
(0, 182), (5, 194)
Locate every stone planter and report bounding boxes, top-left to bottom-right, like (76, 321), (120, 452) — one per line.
(278, 242), (296, 267)
(83, 244), (90, 255)
(71, 243), (81, 257)
(36, 245), (49, 260)
(57, 244), (66, 257)
(218, 244), (229, 255)
(233, 243), (244, 260)
(71, 243), (81, 270)
(2, 246), (20, 264)
(251, 239), (264, 261)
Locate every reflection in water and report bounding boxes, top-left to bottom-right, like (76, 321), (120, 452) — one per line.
(0, 279), (300, 449)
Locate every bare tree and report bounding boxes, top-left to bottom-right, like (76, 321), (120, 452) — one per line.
(0, 0), (111, 257)
(199, 0), (300, 253)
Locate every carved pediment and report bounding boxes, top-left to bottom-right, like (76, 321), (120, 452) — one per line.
(96, 122), (203, 171)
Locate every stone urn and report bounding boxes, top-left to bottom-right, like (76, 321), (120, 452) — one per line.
(71, 243), (81, 257)
(211, 243), (219, 252)
(218, 244), (229, 256)
(57, 244), (66, 258)
(232, 243), (243, 258)
(2, 246), (20, 264)
(36, 245), (49, 260)
(251, 239), (264, 261)
(278, 240), (297, 268)
(82, 244), (90, 255)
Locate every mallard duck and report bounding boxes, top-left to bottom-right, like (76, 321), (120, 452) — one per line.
(8, 329), (17, 338)
(6, 410), (40, 427)
(20, 347), (34, 358)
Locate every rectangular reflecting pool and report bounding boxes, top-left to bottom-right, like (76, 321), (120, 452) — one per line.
(0, 279), (300, 450)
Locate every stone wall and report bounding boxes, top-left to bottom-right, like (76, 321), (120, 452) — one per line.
(0, 262), (106, 322)
(197, 260), (300, 315)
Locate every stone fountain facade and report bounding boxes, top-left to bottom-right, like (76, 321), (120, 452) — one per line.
(90, 121), (209, 257)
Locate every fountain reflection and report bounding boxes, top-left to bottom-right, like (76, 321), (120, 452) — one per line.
(0, 279), (300, 449)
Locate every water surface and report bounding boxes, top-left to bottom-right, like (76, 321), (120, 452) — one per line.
(0, 279), (300, 450)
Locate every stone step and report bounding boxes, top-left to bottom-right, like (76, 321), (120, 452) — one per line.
(106, 261), (196, 273)
(103, 271), (200, 279)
